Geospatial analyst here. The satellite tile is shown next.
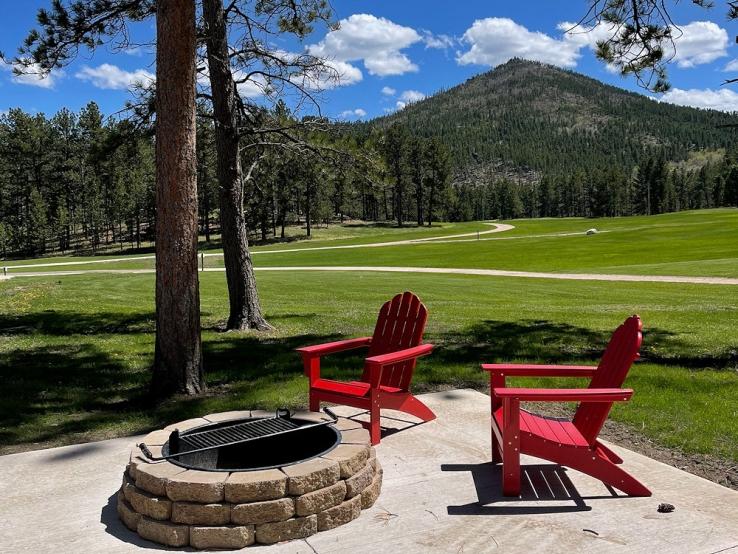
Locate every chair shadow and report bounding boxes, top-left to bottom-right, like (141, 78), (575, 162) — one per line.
(343, 410), (429, 440)
(442, 463), (623, 515)
(100, 492), (191, 551)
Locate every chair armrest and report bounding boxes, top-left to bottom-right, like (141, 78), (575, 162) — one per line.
(363, 343), (434, 388)
(493, 387), (633, 402)
(365, 343), (434, 367)
(482, 364), (597, 377)
(296, 337), (372, 358)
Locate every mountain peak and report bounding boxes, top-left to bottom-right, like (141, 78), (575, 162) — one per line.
(370, 61), (737, 181)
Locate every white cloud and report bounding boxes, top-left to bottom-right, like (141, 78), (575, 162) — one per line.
(557, 20), (728, 69)
(289, 58), (363, 91)
(556, 21), (615, 50)
(423, 31), (455, 50)
(381, 86), (396, 96)
(396, 89), (426, 110)
(724, 59), (738, 72)
(308, 14), (421, 77)
(76, 63), (153, 90)
(671, 21), (728, 68)
(399, 90), (425, 102)
(1, 60), (62, 89)
(124, 46), (148, 57)
(657, 87), (738, 112)
(457, 18), (585, 68)
(339, 108), (367, 119)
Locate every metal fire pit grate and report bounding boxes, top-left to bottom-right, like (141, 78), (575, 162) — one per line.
(138, 408), (338, 463)
(179, 413), (299, 452)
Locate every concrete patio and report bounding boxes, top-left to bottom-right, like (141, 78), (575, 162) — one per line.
(1, 389), (737, 553)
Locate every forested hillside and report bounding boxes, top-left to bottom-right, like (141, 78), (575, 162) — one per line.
(362, 58), (738, 178)
(2, 59), (738, 259)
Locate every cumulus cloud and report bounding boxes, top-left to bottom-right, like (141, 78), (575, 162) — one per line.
(457, 18), (585, 68)
(724, 58), (738, 72)
(339, 108), (367, 119)
(657, 87), (738, 112)
(76, 63), (153, 90)
(396, 89), (426, 110)
(381, 86), (396, 96)
(423, 31), (455, 50)
(557, 19), (728, 69)
(671, 21), (728, 68)
(1, 60), (62, 89)
(308, 14), (421, 77)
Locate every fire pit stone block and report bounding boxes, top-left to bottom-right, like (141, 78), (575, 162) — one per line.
(255, 514), (318, 545)
(134, 460), (187, 496)
(166, 470), (227, 503)
(317, 494), (362, 531)
(231, 497), (295, 525)
(140, 429), (171, 446)
(116, 494), (141, 531)
(360, 471), (383, 509)
(295, 480), (347, 516)
(224, 469), (287, 503)
(345, 461), (374, 498)
(124, 481), (173, 520)
(202, 410), (253, 423)
(283, 458), (341, 495)
(171, 501), (231, 525)
(190, 525), (255, 549)
(137, 517), (190, 548)
(339, 428), (371, 446)
(163, 417), (210, 432)
(321, 444), (370, 478)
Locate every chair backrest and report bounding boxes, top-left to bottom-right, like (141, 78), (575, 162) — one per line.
(361, 291), (428, 390)
(572, 315), (643, 444)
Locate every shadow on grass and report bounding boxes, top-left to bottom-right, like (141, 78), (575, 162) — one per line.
(0, 308), (345, 451)
(0, 311), (733, 452)
(432, 319), (737, 370)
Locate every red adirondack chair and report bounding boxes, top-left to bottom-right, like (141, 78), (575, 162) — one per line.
(482, 315), (651, 497)
(297, 291), (436, 445)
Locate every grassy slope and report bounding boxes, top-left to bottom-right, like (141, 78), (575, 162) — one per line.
(253, 209), (738, 277)
(6, 209), (737, 277)
(1, 270), (736, 461)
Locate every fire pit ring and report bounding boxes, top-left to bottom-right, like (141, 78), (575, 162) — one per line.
(117, 410), (382, 549)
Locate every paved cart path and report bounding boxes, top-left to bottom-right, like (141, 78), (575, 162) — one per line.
(0, 223), (515, 271)
(3, 265), (737, 285)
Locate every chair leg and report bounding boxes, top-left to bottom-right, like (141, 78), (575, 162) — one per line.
(569, 450), (651, 497)
(369, 394), (381, 445)
(397, 394), (436, 422)
(491, 426), (502, 464)
(595, 441), (624, 464)
(501, 399), (521, 496)
(309, 390), (320, 413)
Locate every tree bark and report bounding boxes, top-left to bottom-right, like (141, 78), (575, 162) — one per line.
(152, 0), (204, 397)
(203, 0), (271, 331)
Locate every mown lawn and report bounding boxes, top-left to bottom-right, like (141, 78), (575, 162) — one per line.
(252, 208), (738, 277)
(7, 209), (737, 278)
(1, 270), (736, 463)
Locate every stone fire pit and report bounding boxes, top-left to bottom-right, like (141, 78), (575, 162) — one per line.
(117, 410), (382, 549)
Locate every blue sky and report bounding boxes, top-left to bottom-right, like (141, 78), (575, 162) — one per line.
(2, 0), (738, 119)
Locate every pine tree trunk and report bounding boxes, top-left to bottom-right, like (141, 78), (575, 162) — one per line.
(203, 0), (271, 331)
(152, 0), (204, 397)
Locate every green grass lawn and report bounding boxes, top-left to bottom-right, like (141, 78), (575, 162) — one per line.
(7, 209), (737, 278)
(1, 269), (736, 463)
(252, 209), (738, 277)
